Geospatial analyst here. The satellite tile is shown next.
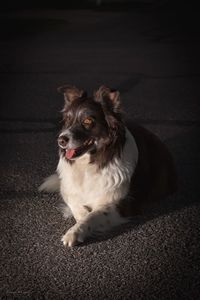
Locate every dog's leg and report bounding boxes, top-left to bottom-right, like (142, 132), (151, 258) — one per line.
(61, 205), (127, 247)
(59, 202), (73, 219)
(38, 173), (60, 193)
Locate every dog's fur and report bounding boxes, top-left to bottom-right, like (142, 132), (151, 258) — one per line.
(39, 85), (177, 247)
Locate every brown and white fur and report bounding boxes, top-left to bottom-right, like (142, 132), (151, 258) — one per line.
(39, 85), (177, 247)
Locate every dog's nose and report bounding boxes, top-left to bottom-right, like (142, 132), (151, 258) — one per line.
(58, 136), (69, 149)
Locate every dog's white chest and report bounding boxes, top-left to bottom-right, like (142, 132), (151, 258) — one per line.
(57, 154), (113, 203)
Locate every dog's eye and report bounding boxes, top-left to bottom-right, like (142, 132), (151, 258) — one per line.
(82, 117), (93, 126)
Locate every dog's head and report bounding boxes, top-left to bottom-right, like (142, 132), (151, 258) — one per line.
(57, 85), (125, 167)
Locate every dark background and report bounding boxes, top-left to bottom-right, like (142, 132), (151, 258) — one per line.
(0, 1), (200, 299)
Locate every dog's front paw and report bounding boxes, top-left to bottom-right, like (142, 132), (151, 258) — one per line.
(61, 224), (85, 247)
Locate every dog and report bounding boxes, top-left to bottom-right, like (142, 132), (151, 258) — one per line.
(39, 85), (177, 247)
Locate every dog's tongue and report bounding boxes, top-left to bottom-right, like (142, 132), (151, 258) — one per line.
(65, 148), (76, 159)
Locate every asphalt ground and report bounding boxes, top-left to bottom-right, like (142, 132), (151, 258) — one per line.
(0, 4), (200, 299)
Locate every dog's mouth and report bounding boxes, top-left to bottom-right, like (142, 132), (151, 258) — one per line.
(65, 138), (95, 160)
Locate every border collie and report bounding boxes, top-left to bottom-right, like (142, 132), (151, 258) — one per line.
(39, 85), (177, 247)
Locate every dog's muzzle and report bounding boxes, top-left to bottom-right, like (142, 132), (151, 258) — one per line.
(58, 133), (95, 160)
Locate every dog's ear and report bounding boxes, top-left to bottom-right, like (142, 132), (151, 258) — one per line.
(57, 85), (86, 104)
(94, 85), (121, 113)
